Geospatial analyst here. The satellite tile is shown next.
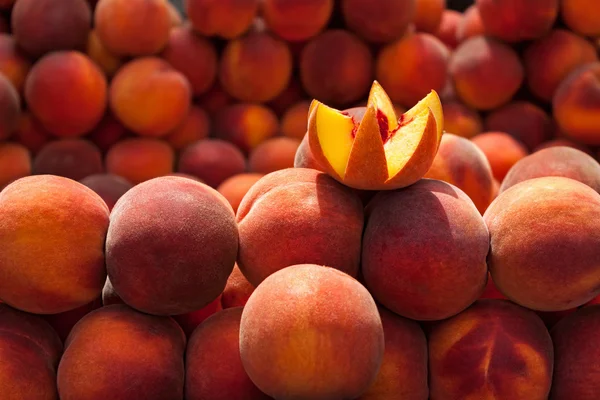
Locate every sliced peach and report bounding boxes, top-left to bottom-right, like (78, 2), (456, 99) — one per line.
(308, 80), (442, 190)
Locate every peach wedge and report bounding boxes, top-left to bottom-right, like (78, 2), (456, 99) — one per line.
(308, 81), (443, 190)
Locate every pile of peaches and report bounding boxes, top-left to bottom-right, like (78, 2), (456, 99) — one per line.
(0, 0), (600, 399)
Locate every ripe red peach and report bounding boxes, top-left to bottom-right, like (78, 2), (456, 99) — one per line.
(0, 143), (30, 190)
(341, 0), (416, 43)
(442, 100), (482, 138)
(86, 30), (122, 78)
(86, 113), (130, 154)
(0, 34), (31, 93)
(42, 298), (102, 342)
(197, 82), (234, 117)
(0, 73), (20, 141)
(187, 0), (259, 39)
(79, 174), (133, 211)
(455, 5), (485, 43)
(471, 131), (529, 181)
(33, 139), (103, 181)
(435, 9), (461, 49)
(213, 103), (279, 153)
(281, 101), (310, 140)
(217, 173), (264, 213)
(164, 106), (211, 151)
(105, 138), (175, 184)
(266, 79), (307, 116)
(221, 264), (256, 308)
(561, 0), (600, 37)
(293, 134), (324, 171)
(248, 137), (300, 174)
(413, 0), (446, 33)
(262, 0), (333, 42)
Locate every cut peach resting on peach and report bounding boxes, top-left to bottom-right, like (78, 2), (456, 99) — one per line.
(308, 80), (443, 190)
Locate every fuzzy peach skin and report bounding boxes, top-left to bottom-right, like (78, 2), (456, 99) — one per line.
(161, 25), (218, 97)
(57, 304), (186, 400)
(0, 74), (19, 141)
(455, 4), (485, 43)
(12, 112), (51, 155)
(221, 264), (256, 308)
(164, 106), (211, 151)
(236, 168), (364, 286)
(294, 134), (324, 170)
(186, 0), (259, 39)
(0, 304), (63, 400)
(484, 176), (600, 311)
(362, 179), (488, 320)
(105, 138), (174, 184)
(524, 29), (598, 102)
(281, 101), (310, 140)
(86, 30), (122, 78)
(499, 146), (600, 194)
(86, 113), (130, 154)
(553, 62), (600, 146)
(0, 143), (30, 190)
(33, 139), (103, 182)
(341, 0), (415, 43)
(172, 295), (223, 338)
(0, 175), (109, 314)
(12, 0), (91, 58)
(443, 100), (482, 138)
(79, 174), (133, 211)
(300, 29), (373, 106)
(376, 32), (449, 108)
(240, 264), (384, 400)
(476, 0), (558, 42)
(450, 36), (524, 110)
(429, 299), (553, 400)
(262, 0), (333, 42)
(217, 173), (264, 214)
(94, 0), (171, 57)
(534, 138), (593, 154)
(248, 137), (301, 174)
(186, 307), (271, 400)
(213, 103), (279, 153)
(109, 57), (192, 137)
(0, 34), (31, 93)
(471, 132), (529, 182)
(561, 0), (600, 37)
(425, 133), (495, 214)
(25, 51), (107, 138)
(219, 32), (292, 103)
(435, 10), (461, 49)
(42, 298), (102, 343)
(550, 305), (600, 399)
(413, 0), (445, 33)
(359, 307), (428, 400)
(106, 176), (238, 315)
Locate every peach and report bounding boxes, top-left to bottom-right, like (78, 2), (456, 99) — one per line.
(106, 176), (238, 315)
(219, 32), (292, 103)
(308, 81), (443, 190)
(455, 4), (485, 43)
(359, 307), (428, 400)
(476, 0), (558, 42)
(0, 73), (20, 140)
(424, 133), (495, 214)
(221, 264), (256, 309)
(186, 307), (270, 400)
(161, 25), (218, 97)
(248, 137), (301, 174)
(534, 138), (593, 154)
(86, 113), (130, 154)
(561, 0), (600, 37)
(12, 0), (91, 58)
(0, 304), (63, 400)
(499, 146), (600, 194)
(551, 305), (600, 399)
(484, 101), (554, 150)
(471, 131), (529, 181)
(0, 34), (31, 93)
(213, 103), (279, 153)
(0, 143), (30, 190)
(450, 36), (524, 110)
(177, 139), (247, 188)
(435, 9), (461, 49)
(85, 30), (122, 78)
(376, 32), (449, 108)
(0, 175), (109, 314)
(217, 173), (264, 213)
(341, 0), (416, 43)
(79, 174), (133, 211)
(553, 62), (600, 146)
(524, 29), (598, 102)
(293, 133), (324, 170)
(164, 106), (210, 151)
(42, 298), (102, 342)
(240, 264), (384, 399)
(109, 57), (192, 137)
(172, 295), (223, 338)
(237, 168), (364, 286)
(12, 112), (51, 155)
(300, 29), (373, 106)
(267, 79), (307, 117)
(25, 51), (107, 138)
(94, 0), (171, 57)
(105, 138), (175, 184)
(429, 299), (553, 399)
(442, 100), (482, 138)
(197, 82), (234, 117)
(57, 304), (186, 400)
(484, 176), (600, 311)
(362, 179), (489, 320)
(281, 101), (310, 140)
(187, 0), (259, 39)
(413, 0), (446, 33)
(262, 0), (333, 42)
(32, 139), (103, 181)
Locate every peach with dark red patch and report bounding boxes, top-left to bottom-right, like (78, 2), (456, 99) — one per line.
(213, 103), (279, 153)
(0, 143), (30, 190)
(79, 174), (133, 211)
(217, 173), (264, 214)
(105, 138), (175, 184)
(471, 131), (529, 182)
(187, 0), (259, 39)
(33, 139), (103, 181)
(341, 0), (416, 43)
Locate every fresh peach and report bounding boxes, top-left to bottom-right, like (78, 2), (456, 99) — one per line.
(300, 29), (373, 106)
(85, 30), (122, 78)
(106, 177), (238, 315)
(161, 25), (218, 97)
(105, 138), (175, 184)
(32, 139), (103, 181)
(341, 0), (416, 43)
(109, 57), (192, 137)
(471, 131), (529, 181)
(172, 296), (223, 338)
(237, 168), (364, 286)
(429, 299), (553, 399)
(240, 264), (384, 399)
(0, 73), (20, 141)
(484, 177), (600, 311)
(217, 173), (264, 213)
(79, 174), (133, 211)
(25, 51), (107, 138)
(187, 0), (259, 39)
(12, 0), (91, 58)
(413, 0), (446, 33)
(294, 133), (324, 170)
(221, 264), (256, 309)
(435, 9), (461, 49)
(86, 113), (130, 154)
(281, 101), (310, 140)
(0, 34), (31, 93)
(12, 112), (51, 155)
(197, 82), (233, 117)
(455, 4), (485, 43)
(219, 32), (292, 103)
(42, 298), (102, 342)
(561, 0), (600, 37)
(213, 103), (279, 153)
(0, 175), (109, 314)
(267, 79), (307, 117)
(442, 100), (482, 138)
(164, 106), (210, 151)
(0, 142), (30, 190)
(376, 32), (449, 108)
(248, 137), (301, 174)
(524, 29), (598, 102)
(262, 0), (333, 42)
